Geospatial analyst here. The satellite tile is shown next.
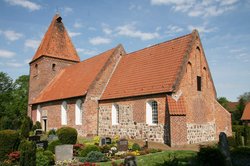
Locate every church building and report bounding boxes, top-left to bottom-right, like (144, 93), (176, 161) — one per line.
(28, 14), (232, 146)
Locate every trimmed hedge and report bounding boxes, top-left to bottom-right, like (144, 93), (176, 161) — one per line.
(0, 130), (20, 161)
(56, 127), (78, 144)
(79, 145), (100, 157)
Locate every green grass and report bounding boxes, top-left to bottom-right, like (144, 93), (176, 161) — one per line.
(97, 150), (197, 166)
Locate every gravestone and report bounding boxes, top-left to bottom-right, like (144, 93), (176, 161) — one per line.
(99, 137), (112, 146)
(28, 135), (40, 142)
(117, 138), (128, 151)
(48, 134), (58, 142)
(36, 140), (48, 149)
(106, 137), (112, 144)
(55, 145), (73, 162)
(124, 156), (137, 166)
(218, 132), (232, 166)
(35, 129), (43, 136)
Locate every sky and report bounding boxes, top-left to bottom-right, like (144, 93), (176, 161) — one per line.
(0, 0), (249, 101)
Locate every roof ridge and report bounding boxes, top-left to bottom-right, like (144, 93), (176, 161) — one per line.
(127, 32), (192, 55)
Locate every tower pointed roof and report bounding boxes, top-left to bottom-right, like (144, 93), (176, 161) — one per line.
(31, 14), (80, 63)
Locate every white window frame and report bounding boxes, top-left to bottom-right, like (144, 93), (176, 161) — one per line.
(61, 101), (67, 125)
(146, 100), (158, 125)
(75, 99), (82, 125)
(36, 105), (41, 122)
(112, 104), (119, 125)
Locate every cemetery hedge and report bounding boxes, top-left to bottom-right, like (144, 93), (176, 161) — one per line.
(56, 126), (78, 144)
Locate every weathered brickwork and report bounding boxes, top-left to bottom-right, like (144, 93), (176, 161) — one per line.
(98, 94), (167, 143)
(187, 122), (216, 144)
(169, 116), (187, 146)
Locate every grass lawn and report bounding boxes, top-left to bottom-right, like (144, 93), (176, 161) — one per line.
(97, 150), (197, 166)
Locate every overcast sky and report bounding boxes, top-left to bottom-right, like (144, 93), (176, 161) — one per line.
(0, 0), (249, 101)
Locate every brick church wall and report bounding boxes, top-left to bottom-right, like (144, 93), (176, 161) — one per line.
(28, 56), (77, 116)
(174, 36), (232, 145)
(98, 94), (167, 142)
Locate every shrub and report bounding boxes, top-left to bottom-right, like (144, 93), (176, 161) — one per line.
(231, 146), (250, 165)
(32, 121), (41, 131)
(56, 127), (78, 144)
(100, 145), (111, 153)
(79, 145), (100, 157)
(197, 145), (224, 166)
(132, 143), (141, 151)
(36, 149), (55, 166)
(84, 151), (109, 162)
(73, 143), (85, 156)
(20, 117), (33, 138)
(0, 130), (20, 161)
(19, 140), (36, 166)
(48, 128), (56, 135)
(47, 140), (62, 154)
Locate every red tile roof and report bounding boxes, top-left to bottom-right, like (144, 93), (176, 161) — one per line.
(32, 48), (116, 104)
(101, 32), (193, 100)
(241, 102), (250, 120)
(31, 14), (80, 63)
(166, 95), (187, 115)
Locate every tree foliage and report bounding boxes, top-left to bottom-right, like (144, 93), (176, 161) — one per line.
(217, 97), (230, 110)
(0, 72), (29, 130)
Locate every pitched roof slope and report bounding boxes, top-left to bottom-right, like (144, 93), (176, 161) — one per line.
(241, 102), (250, 120)
(101, 33), (193, 100)
(32, 48), (115, 104)
(31, 14), (80, 63)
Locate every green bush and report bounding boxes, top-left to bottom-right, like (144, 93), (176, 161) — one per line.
(84, 151), (109, 162)
(47, 140), (62, 154)
(79, 145), (100, 157)
(36, 149), (55, 166)
(20, 117), (32, 138)
(231, 147), (250, 166)
(56, 127), (78, 144)
(19, 140), (36, 166)
(197, 145), (224, 166)
(48, 128), (56, 135)
(32, 121), (41, 131)
(0, 130), (20, 161)
(132, 143), (141, 151)
(100, 145), (111, 153)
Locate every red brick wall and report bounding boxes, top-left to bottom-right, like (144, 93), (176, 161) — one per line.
(31, 97), (85, 135)
(28, 56), (77, 117)
(169, 116), (187, 146)
(174, 36), (232, 144)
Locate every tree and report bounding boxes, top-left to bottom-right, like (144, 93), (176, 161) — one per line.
(217, 97), (230, 110)
(0, 72), (29, 130)
(238, 92), (250, 103)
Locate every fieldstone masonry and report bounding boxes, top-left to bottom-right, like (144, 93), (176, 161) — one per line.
(98, 105), (165, 142)
(187, 122), (216, 144)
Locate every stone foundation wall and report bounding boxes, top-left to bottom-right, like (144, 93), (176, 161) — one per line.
(98, 103), (165, 143)
(187, 122), (216, 144)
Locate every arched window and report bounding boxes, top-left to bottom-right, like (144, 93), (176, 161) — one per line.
(187, 62), (192, 84)
(52, 64), (56, 71)
(112, 104), (119, 125)
(36, 105), (41, 122)
(75, 99), (82, 125)
(203, 67), (207, 88)
(196, 47), (201, 76)
(146, 100), (158, 125)
(61, 101), (67, 125)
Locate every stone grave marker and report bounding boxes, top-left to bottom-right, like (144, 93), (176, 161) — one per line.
(117, 138), (128, 151)
(55, 145), (73, 162)
(99, 137), (106, 146)
(48, 134), (58, 142)
(28, 135), (40, 142)
(35, 129), (43, 136)
(36, 140), (48, 149)
(218, 132), (232, 166)
(124, 156), (137, 166)
(106, 137), (112, 144)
